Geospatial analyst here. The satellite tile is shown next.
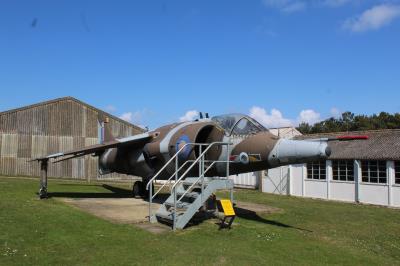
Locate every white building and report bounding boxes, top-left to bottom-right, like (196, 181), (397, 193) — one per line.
(264, 129), (400, 208)
(268, 127), (302, 139)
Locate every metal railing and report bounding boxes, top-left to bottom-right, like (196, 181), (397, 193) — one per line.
(146, 141), (232, 227)
(146, 142), (217, 222)
(169, 141), (231, 230)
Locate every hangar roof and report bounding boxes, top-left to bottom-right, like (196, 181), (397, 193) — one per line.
(295, 129), (400, 161)
(0, 96), (145, 132)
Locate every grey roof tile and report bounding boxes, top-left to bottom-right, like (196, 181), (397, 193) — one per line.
(295, 129), (400, 161)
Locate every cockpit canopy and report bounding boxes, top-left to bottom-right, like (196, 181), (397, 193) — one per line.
(211, 113), (267, 136)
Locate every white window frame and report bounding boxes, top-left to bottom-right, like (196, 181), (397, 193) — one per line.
(332, 160), (354, 182)
(307, 161), (326, 180)
(361, 160), (387, 184)
(395, 161), (400, 185)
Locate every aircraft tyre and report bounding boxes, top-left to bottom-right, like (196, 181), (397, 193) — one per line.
(140, 180), (154, 199)
(132, 181), (143, 198)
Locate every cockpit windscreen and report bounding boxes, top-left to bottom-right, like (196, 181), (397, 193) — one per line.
(211, 114), (267, 136)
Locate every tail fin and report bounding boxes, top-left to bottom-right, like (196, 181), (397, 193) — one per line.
(98, 114), (116, 143)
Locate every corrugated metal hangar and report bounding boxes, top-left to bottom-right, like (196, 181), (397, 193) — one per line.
(0, 97), (144, 179)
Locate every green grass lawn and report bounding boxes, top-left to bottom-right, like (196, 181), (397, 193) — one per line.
(1, 176), (399, 266)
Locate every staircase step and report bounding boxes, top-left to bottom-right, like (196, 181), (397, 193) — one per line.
(182, 177), (211, 185)
(155, 211), (173, 221)
(164, 201), (191, 209)
(176, 192), (199, 199)
(182, 180), (207, 187)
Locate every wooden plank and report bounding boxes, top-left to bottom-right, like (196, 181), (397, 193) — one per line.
(3, 112), (18, 133)
(72, 158), (85, 179)
(1, 157), (16, 176)
(18, 134), (32, 158)
(0, 115), (4, 133)
(82, 106), (87, 137)
(85, 108), (98, 138)
(73, 137), (85, 149)
(1, 133), (18, 157)
(31, 135), (48, 158)
(16, 157), (33, 176)
(85, 156), (98, 179)
(47, 136), (60, 155)
(85, 137), (98, 146)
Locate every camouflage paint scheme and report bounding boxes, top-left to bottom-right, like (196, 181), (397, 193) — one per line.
(34, 114), (332, 196)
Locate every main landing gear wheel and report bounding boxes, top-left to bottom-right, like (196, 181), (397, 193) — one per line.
(132, 181), (143, 198)
(132, 181), (154, 199)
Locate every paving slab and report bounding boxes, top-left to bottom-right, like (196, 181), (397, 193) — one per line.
(60, 197), (161, 224)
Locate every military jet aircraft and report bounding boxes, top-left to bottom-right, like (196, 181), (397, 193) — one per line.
(33, 113), (367, 198)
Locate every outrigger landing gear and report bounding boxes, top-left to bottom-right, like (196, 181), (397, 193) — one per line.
(39, 159), (49, 199)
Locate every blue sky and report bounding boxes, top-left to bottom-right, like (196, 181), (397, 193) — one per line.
(1, 0), (400, 129)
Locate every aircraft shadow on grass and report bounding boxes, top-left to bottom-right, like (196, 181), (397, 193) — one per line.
(44, 184), (169, 203)
(233, 206), (312, 232)
(43, 184), (310, 231)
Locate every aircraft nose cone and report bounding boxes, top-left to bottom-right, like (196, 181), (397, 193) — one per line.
(268, 139), (331, 167)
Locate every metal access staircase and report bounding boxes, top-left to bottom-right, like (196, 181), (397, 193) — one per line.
(146, 142), (234, 230)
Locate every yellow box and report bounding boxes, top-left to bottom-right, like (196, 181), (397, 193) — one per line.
(220, 199), (235, 216)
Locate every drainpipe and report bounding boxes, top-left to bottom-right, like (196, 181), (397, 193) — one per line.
(287, 165), (292, 195)
(354, 160), (361, 203)
(280, 166), (283, 194)
(302, 164), (306, 197)
(326, 160), (332, 200)
(388, 161), (394, 207)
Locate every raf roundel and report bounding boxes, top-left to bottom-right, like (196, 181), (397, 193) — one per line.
(176, 135), (192, 160)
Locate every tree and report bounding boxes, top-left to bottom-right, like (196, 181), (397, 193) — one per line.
(296, 111), (400, 134)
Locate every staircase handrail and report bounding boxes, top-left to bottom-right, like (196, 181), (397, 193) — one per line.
(171, 142), (231, 192)
(177, 160), (218, 202)
(146, 143), (201, 190)
(151, 159), (195, 200)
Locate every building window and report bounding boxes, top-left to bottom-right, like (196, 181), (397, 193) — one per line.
(332, 160), (354, 182)
(307, 161), (326, 180)
(361, 161), (387, 184)
(395, 162), (400, 184)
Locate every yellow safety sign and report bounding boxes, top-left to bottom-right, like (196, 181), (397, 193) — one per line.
(220, 199), (236, 216)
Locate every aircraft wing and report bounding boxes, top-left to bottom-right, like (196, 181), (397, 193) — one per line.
(31, 132), (159, 163)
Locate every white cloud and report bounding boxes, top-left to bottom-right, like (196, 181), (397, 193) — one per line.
(119, 110), (150, 129)
(249, 106), (293, 128)
(179, 110), (199, 122)
(262, 0), (306, 13)
(249, 106), (325, 128)
(343, 4), (400, 32)
(297, 109), (321, 125)
(119, 112), (133, 122)
(105, 105), (116, 113)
